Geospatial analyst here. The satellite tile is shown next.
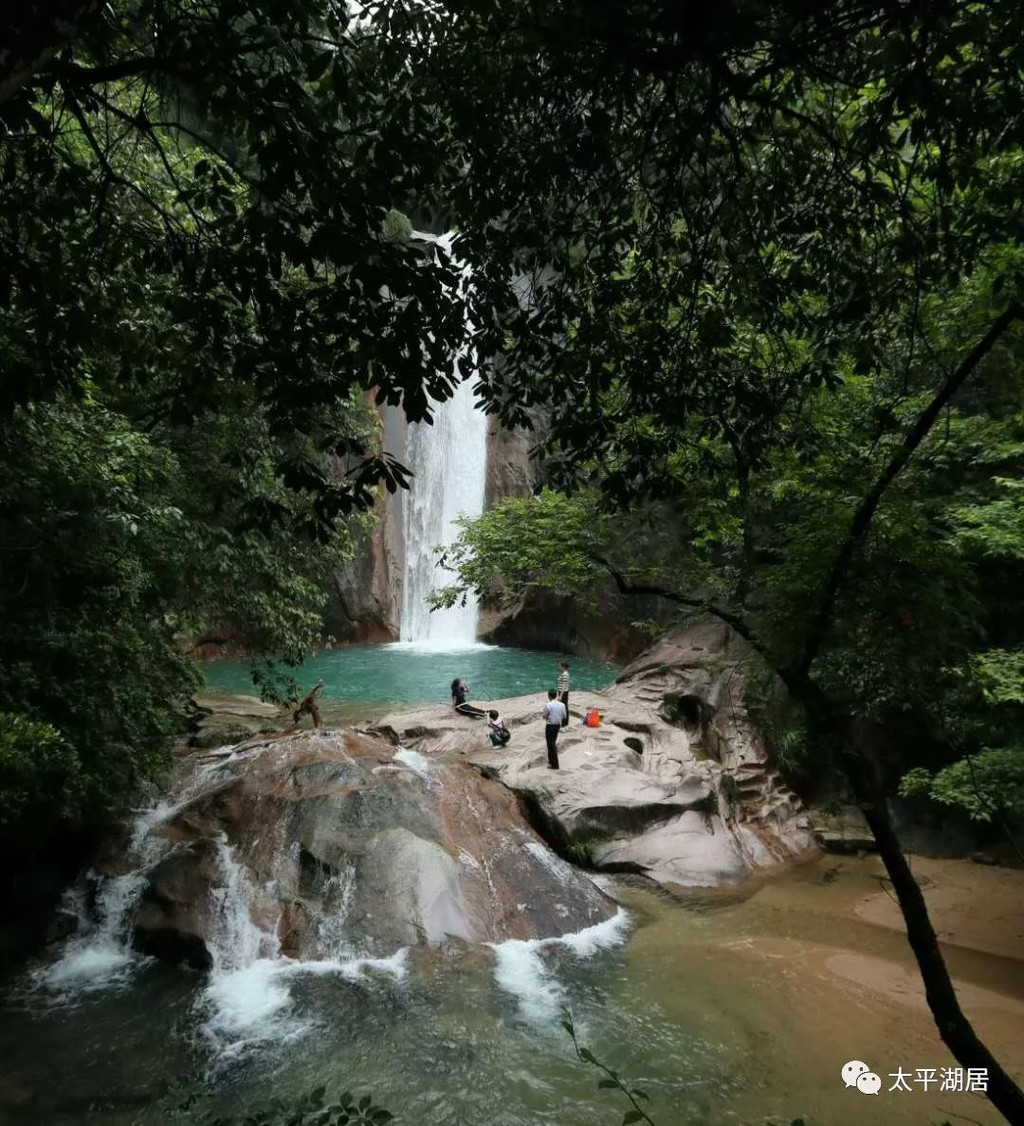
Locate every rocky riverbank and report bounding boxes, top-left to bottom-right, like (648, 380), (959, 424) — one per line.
(371, 623), (817, 888)
(88, 727), (618, 972)
(57, 623), (820, 975)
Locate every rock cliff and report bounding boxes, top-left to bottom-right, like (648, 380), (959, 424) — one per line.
(327, 411), (535, 644)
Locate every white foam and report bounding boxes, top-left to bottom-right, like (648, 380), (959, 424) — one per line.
(35, 756), (240, 999)
(488, 939), (564, 1022)
(382, 640), (497, 654)
(35, 866), (153, 996)
(200, 948), (409, 1059)
(288, 948), (410, 983)
(199, 962), (317, 1063)
(203, 959), (298, 1046)
(34, 941), (137, 994)
(487, 908), (631, 1022)
(394, 747), (433, 781)
(559, 908), (631, 957)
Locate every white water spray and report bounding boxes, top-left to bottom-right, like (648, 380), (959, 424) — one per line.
(486, 908), (631, 1023)
(33, 780), (216, 996)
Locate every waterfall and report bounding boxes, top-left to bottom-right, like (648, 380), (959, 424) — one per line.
(398, 232), (488, 647)
(34, 747), (409, 1060)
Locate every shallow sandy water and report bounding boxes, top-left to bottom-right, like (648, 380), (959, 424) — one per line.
(3, 841), (1022, 1126)
(615, 853), (1024, 1126)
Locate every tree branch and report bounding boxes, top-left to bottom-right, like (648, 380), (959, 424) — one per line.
(590, 553), (789, 681)
(0, 0), (105, 106)
(792, 303), (1024, 682)
(55, 56), (177, 85)
(60, 80), (182, 231)
(841, 749), (1024, 1124)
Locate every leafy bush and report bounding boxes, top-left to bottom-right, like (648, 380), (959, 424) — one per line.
(0, 712), (81, 831)
(901, 748), (1024, 822)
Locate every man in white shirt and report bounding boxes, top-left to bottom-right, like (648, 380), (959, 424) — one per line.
(543, 689), (567, 769)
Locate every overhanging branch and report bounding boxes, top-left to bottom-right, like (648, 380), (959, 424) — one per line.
(589, 553), (792, 684)
(792, 302), (1024, 682)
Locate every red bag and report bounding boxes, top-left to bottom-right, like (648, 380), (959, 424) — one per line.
(584, 708), (601, 728)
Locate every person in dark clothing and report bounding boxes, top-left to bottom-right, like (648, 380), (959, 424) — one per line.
(450, 678), (487, 718)
(543, 688), (567, 769)
(557, 661), (570, 727)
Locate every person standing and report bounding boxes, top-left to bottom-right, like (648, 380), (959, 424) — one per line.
(543, 688), (567, 769)
(557, 661), (571, 727)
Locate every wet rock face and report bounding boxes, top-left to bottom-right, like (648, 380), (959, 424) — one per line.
(326, 509), (401, 644)
(375, 623), (816, 890)
(126, 731), (616, 970)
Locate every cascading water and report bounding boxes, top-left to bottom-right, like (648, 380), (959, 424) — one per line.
(32, 782), (213, 995)
(398, 232), (488, 647)
(17, 732), (657, 1123)
(33, 745), (411, 1060)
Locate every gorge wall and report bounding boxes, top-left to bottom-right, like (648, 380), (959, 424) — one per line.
(326, 408), (540, 647)
(327, 404), (664, 659)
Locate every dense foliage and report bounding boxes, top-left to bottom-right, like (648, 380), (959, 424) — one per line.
(2, 0), (1023, 1118)
(0, 1), (448, 860)
(417, 1), (1024, 837)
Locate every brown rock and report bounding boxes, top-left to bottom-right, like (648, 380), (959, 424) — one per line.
(116, 728), (616, 970)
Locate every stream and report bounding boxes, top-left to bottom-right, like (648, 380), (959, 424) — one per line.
(2, 652), (1022, 1126)
(4, 842), (1023, 1125)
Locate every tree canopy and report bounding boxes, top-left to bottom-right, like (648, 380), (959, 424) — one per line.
(2, 1), (1024, 1118)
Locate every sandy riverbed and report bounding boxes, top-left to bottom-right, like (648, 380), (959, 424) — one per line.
(629, 851), (1024, 1125)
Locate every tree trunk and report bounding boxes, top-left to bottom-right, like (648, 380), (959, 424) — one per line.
(842, 752), (1024, 1125)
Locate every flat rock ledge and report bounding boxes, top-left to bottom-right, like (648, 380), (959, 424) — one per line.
(370, 623), (817, 889)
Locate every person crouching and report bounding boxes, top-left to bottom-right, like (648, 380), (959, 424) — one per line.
(487, 710), (511, 748)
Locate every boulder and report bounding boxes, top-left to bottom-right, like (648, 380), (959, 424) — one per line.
(810, 806), (877, 854)
(118, 729), (617, 970)
(374, 624), (816, 889)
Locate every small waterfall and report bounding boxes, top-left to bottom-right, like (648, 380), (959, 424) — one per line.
(399, 232), (488, 647)
(486, 908), (631, 1023)
(198, 836), (296, 1057)
(36, 749), (410, 1059)
(33, 786), (211, 995)
(31, 733), (631, 1072)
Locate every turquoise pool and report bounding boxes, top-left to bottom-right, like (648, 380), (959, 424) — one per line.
(203, 643), (619, 707)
